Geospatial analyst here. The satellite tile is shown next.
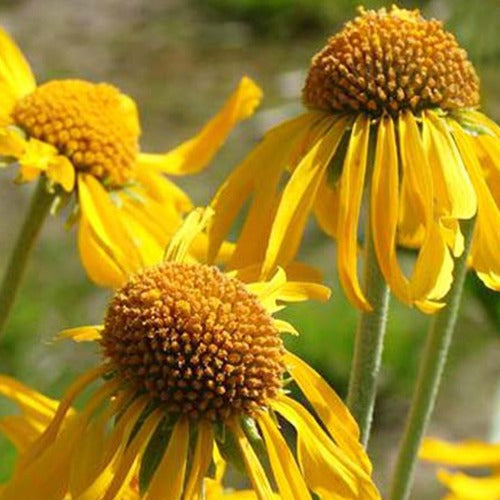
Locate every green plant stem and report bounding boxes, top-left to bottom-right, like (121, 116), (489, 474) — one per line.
(346, 212), (390, 447)
(389, 218), (475, 500)
(0, 178), (54, 338)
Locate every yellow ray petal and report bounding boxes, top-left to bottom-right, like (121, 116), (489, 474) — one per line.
(0, 376), (59, 427)
(336, 114), (371, 311)
(78, 396), (148, 500)
(257, 411), (311, 500)
(284, 351), (371, 473)
(0, 27), (36, 120)
(0, 416), (45, 453)
(262, 116), (348, 278)
(230, 419), (275, 500)
(78, 174), (142, 274)
(422, 110), (476, 219)
(437, 469), (500, 500)
(78, 216), (127, 288)
(138, 77), (262, 176)
(313, 174), (340, 238)
(57, 325), (103, 342)
(145, 418), (189, 500)
(0, 127), (26, 158)
(164, 207), (214, 263)
(183, 420), (214, 499)
(452, 123), (500, 290)
(133, 167), (193, 213)
(272, 395), (380, 500)
(399, 112), (454, 307)
(46, 155), (75, 192)
(371, 116), (411, 305)
(420, 438), (500, 467)
(102, 409), (164, 500)
(208, 112), (320, 263)
(277, 281), (331, 303)
(21, 365), (109, 468)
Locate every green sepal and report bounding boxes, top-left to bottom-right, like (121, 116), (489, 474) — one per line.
(214, 421), (246, 473)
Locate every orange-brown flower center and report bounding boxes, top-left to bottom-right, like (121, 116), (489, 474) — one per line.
(101, 263), (285, 421)
(303, 6), (480, 116)
(12, 79), (140, 185)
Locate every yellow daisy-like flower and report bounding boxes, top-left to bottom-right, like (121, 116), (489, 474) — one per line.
(420, 437), (500, 499)
(0, 27), (262, 287)
(208, 5), (500, 313)
(0, 210), (379, 500)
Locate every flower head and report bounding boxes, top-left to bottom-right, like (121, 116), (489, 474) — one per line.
(0, 27), (262, 287)
(0, 210), (380, 499)
(420, 437), (500, 499)
(208, 5), (500, 313)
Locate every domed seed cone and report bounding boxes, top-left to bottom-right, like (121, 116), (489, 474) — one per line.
(12, 79), (139, 185)
(101, 262), (285, 421)
(303, 6), (480, 117)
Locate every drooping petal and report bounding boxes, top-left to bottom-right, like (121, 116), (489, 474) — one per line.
(422, 110), (476, 219)
(145, 418), (189, 500)
(452, 123), (500, 290)
(78, 174), (142, 275)
(0, 27), (36, 121)
(230, 419), (275, 500)
(138, 77), (262, 176)
(78, 216), (127, 288)
(371, 116), (411, 305)
(101, 409), (164, 500)
(257, 411), (311, 500)
(284, 351), (371, 473)
(313, 174), (341, 238)
(208, 112), (320, 264)
(183, 420), (214, 499)
(336, 114), (371, 311)
(261, 115), (349, 278)
(20, 365), (109, 468)
(399, 112), (454, 310)
(77, 396), (148, 500)
(272, 395), (380, 500)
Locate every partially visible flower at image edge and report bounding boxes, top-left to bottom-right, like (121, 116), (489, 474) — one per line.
(0, 27), (262, 287)
(208, 5), (500, 313)
(420, 437), (500, 499)
(0, 209), (380, 499)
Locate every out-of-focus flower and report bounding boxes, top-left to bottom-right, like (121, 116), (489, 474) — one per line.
(0, 27), (262, 287)
(420, 437), (500, 499)
(208, 6), (499, 313)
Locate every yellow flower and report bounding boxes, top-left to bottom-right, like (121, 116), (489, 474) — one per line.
(420, 437), (500, 499)
(0, 210), (379, 500)
(208, 6), (500, 313)
(0, 27), (262, 287)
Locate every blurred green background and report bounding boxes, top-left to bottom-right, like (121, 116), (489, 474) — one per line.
(0, 0), (498, 497)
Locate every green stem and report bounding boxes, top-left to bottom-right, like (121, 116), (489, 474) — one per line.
(346, 211), (390, 447)
(389, 219), (475, 500)
(0, 178), (54, 338)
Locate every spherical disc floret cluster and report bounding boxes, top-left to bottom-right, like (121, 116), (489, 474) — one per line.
(101, 263), (285, 421)
(303, 6), (480, 116)
(12, 79), (139, 185)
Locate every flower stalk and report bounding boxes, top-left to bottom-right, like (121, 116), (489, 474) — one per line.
(389, 218), (476, 500)
(347, 201), (390, 447)
(0, 178), (54, 338)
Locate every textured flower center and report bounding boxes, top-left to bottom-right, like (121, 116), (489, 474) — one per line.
(303, 6), (479, 116)
(101, 263), (285, 420)
(12, 79), (140, 185)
